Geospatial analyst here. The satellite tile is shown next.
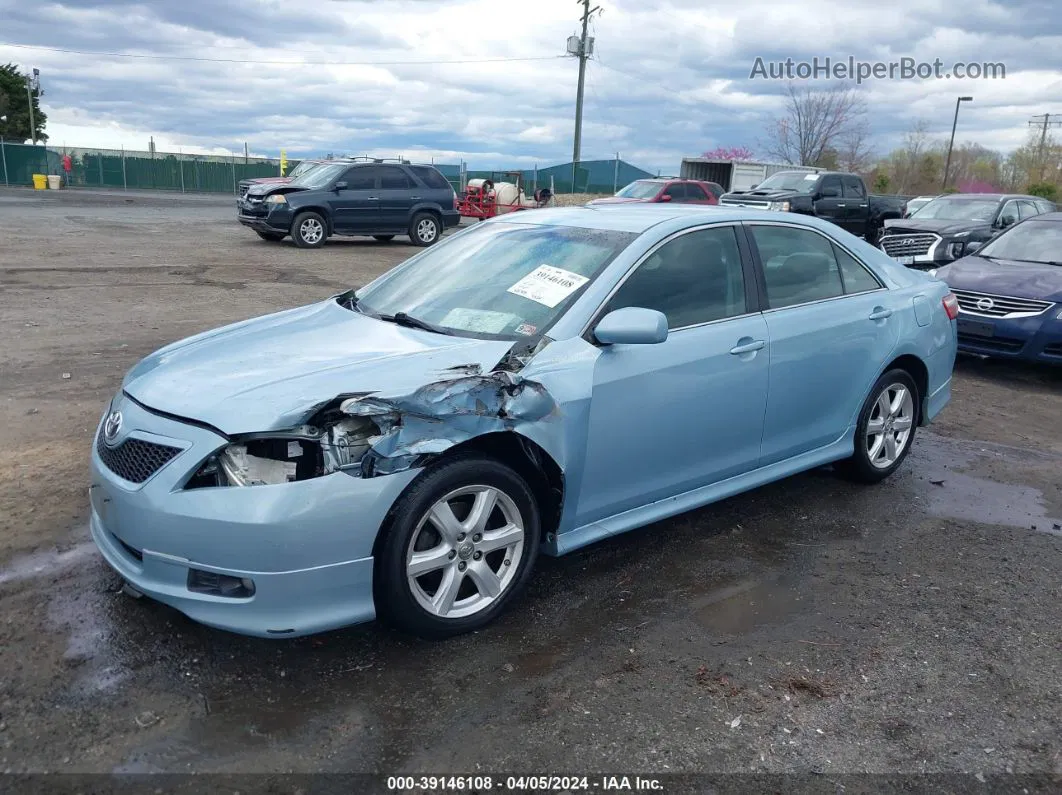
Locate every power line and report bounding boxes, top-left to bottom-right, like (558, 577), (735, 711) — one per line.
(0, 42), (565, 67)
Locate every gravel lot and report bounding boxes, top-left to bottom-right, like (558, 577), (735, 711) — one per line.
(1, 188), (1060, 789)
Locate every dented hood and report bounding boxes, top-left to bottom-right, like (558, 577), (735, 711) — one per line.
(121, 298), (516, 435)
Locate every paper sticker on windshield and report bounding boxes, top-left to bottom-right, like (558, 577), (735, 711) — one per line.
(514, 322), (538, 336)
(440, 308), (517, 333)
(507, 265), (589, 308)
(803, 173), (818, 180)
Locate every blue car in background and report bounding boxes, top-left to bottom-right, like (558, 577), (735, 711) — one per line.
(933, 211), (1062, 364)
(89, 206), (957, 639)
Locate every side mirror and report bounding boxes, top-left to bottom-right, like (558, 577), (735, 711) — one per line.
(965, 240), (983, 254)
(334, 181), (348, 191)
(593, 307), (668, 345)
(749, 183), (758, 189)
(658, 194), (672, 202)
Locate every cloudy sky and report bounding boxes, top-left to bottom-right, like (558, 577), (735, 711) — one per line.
(1, 0), (1060, 173)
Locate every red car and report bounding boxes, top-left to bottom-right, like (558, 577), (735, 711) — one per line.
(587, 178), (722, 206)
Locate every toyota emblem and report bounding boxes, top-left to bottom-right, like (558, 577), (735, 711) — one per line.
(103, 410), (123, 443)
(975, 297), (994, 312)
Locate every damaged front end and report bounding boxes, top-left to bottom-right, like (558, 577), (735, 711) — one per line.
(185, 414), (380, 488)
(184, 346), (559, 490)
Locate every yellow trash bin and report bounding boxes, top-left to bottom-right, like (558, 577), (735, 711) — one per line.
(32, 174), (48, 190)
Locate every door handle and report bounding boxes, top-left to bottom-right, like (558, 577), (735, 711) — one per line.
(837, 203), (847, 207)
(858, 203), (868, 207)
(869, 307), (893, 320)
(410, 196), (421, 200)
(730, 339), (765, 355)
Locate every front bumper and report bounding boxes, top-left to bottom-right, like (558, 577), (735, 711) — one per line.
(236, 200), (292, 233)
(955, 312), (1062, 364)
(88, 393), (419, 637)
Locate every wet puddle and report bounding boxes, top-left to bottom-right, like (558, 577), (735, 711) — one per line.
(925, 470), (1062, 535)
(693, 576), (803, 635)
(0, 538), (96, 586)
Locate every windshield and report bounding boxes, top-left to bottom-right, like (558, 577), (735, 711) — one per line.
(753, 172), (818, 192)
(910, 197), (998, 221)
(978, 220), (1062, 264)
(355, 222), (639, 339)
(290, 162), (347, 189)
(615, 181), (662, 199)
(288, 160), (321, 179)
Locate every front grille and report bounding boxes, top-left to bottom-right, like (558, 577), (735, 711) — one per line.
(721, 198), (771, 208)
(238, 182), (252, 198)
(958, 334), (1025, 353)
(96, 430), (182, 484)
(953, 289), (1053, 318)
(880, 233), (939, 258)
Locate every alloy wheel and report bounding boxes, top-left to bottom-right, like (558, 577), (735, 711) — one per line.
(416, 218), (438, 243)
(405, 485), (525, 619)
(866, 382), (915, 468)
(300, 218), (324, 244)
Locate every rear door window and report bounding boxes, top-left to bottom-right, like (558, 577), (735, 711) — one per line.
(410, 166), (453, 190)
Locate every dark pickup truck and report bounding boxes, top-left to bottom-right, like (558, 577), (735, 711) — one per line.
(719, 171), (907, 244)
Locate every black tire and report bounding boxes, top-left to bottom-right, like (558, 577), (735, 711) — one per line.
(255, 230), (285, 242)
(291, 211), (327, 249)
(836, 368), (920, 484)
(372, 235), (395, 242)
(408, 212), (442, 247)
(374, 454), (541, 639)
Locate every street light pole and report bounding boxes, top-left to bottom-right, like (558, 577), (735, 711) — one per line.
(941, 96), (972, 192)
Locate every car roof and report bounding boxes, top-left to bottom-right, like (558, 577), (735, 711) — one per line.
(934, 193), (1040, 201)
(1024, 211), (1062, 222)
(490, 204), (827, 233)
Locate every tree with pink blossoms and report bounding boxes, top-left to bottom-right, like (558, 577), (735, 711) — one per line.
(702, 146), (755, 161)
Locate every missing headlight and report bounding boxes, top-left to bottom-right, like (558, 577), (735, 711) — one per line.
(185, 417), (379, 489)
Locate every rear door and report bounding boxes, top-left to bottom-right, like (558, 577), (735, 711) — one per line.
(744, 222), (899, 466)
(331, 165), (381, 233)
(684, 182), (715, 204)
(660, 183), (686, 203)
(376, 165), (417, 231)
(841, 176), (869, 236)
(1017, 200), (1041, 221)
(813, 175), (846, 229)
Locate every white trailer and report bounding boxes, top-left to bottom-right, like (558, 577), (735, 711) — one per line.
(679, 158), (822, 193)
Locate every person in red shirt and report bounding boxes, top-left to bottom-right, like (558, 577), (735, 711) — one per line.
(62, 153), (72, 186)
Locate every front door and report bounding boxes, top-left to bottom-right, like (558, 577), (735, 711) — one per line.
(813, 175), (846, 229)
(331, 165), (381, 233)
(744, 222), (900, 465)
(576, 224), (769, 526)
(841, 175), (869, 237)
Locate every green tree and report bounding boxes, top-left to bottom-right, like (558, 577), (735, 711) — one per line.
(0, 64), (48, 143)
(873, 172), (890, 192)
(1026, 182), (1058, 202)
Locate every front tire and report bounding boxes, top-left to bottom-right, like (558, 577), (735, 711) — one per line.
(409, 212), (441, 247)
(837, 369), (919, 483)
(375, 455), (541, 638)
(291, 211), (327, 248)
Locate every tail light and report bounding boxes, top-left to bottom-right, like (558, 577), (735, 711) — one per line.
(942, 293), (959, 320)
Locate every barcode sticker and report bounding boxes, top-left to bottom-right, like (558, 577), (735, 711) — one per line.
(507, 265), (590, 308)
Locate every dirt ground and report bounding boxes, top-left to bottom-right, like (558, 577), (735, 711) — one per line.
(1, 188), (1060, 789)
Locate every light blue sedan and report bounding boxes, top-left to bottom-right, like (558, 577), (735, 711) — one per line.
(89, 206), (958, 638)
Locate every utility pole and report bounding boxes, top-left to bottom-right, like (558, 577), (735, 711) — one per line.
(568, 0), (598, 192)
(941, 96), (972, 192)
(25, 70), (40, 145)
(1028, 114), (1062, 181)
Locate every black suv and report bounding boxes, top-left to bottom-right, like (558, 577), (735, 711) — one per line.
(237, 159), (461, 248)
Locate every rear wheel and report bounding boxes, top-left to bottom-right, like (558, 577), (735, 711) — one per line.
(291, 211), (327, 248)
(375, 455), (540, 638)
(837, 369), (919, 483)
(255, 230), (285, 242)
(372, 235), (395, 242)
(409, 212), (441, 247)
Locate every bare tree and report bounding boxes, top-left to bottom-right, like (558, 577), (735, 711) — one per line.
(761, 82), (868, 166)
(835, 118), (875, 174)
(886, 119), (938, 193)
